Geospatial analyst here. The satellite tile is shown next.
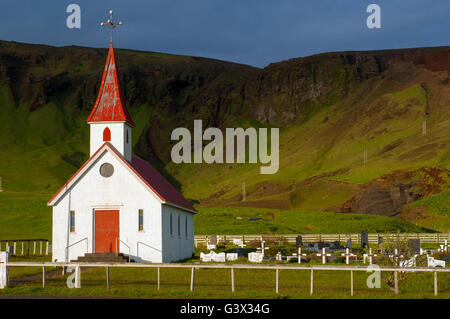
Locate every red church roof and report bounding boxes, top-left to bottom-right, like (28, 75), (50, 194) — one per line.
(130, 155), (196, 212)
(87, 44), (135, 126)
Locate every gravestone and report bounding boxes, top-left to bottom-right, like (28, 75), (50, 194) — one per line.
(408, 239), (421, 254)
(361, 230), (369, 249)
(378, 236), (383, 245)
(0, 177), (3, 192)
(209, 235), (218, 245)
(248, 252), (263, 263)
(330, 241), (340, 250)
(345, 238), (352, 249)
(200, 251), (226, 262)
(296, 236), (303, 248)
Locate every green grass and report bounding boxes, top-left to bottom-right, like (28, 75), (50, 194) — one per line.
(1, 266), (448, 299)
(0, 191), (52, 239)
(410, 190), (450, 218)
(403, 191), (450, 232)
(195, 206), (430, 235)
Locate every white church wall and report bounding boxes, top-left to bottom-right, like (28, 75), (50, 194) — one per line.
(52, 150), (163, 262)
(161, 205), (195, 263)
(90, 123), (132, 161)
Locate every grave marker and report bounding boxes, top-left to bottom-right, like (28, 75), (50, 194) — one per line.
(345, 237), (352, 249)
(297, 247), (307, 264)
(296, 235), (303, 248)
(408, 239), (421, 254)
(248, 252), (263, 263)
(341, 248), (356, 265)
(361, 230), (369, 249)
(316, 248), (331, 264)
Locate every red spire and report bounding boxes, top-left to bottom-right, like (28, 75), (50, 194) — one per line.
(87, 44), (135, 126)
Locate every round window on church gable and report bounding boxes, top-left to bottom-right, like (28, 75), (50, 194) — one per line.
(99, 163), (114, 178)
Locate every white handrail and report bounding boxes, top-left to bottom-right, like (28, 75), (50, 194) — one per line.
(65, 237), (88, 261)
(115, 238), (131, 262)
(136, 241), (162, 258)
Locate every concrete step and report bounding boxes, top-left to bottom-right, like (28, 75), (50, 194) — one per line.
(71, 252), (134, 263)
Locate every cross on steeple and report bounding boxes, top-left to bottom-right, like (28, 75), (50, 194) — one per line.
(100, 10), (123, 44)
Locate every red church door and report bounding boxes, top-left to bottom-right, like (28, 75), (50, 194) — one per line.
(95, 210), (119, 253)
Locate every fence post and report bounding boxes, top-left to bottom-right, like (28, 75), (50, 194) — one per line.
(106, 266), (110, 289)
(40, 241), (42, 255)
(350, 270), (354, 297)
(394, 271), (398, 296)
(434, 271), (438, 296)
(275, 268), (279, 294)
(231, 268), (234, 292)
(310, 269), (314, 295)
(21, 241), (24, 256)
(157, 267), (160, 290)
(46, 242), (49, 255)
(190, 267), (195, 291)
(33, 241), (36, 255)
(42, 266), (46, 288)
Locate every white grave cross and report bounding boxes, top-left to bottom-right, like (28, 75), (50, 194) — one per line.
(260, 238), (269, 258)
(341, 248), (356, 265)
(297, 247), (307, 264)
(316, 248), (331, 264)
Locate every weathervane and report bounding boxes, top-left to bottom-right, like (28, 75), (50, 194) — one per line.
(100, 10), (123, 44)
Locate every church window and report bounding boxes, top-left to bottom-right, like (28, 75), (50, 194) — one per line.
(126, 129), (129, 143)
(170, 213), (173, 236)
(99, 163), (114, 178)
(185, 216), (188, 239)
(70, 211), (75, 232)
(103, 127), (111, 142)
(138, 209), (144, 231)
(178, 214), (181, 237)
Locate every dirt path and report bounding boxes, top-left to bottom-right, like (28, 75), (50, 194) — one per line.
(9, 268), (64, 286)
(9, 267), (93, 286)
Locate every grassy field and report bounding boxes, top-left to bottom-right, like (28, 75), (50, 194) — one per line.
(401, 191), (450, 232)
(195, 206), (430, 234)
(2, 264), (449, 299)
(0, 191), (430, 240)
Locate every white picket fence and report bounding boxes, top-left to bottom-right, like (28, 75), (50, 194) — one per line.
(4, 262), (450, 297)
(0, 240), (50, 256)
(194, 233), (450, 247)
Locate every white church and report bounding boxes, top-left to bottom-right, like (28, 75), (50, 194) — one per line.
(48, 32), (197, 263)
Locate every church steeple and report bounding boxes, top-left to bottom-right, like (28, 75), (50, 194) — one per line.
(86, 43), (134, 126)
(87, 10), (133, 162)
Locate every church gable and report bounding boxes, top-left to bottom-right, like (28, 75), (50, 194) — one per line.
(48, 143), (196, 213)
(48, 143), (162, 207)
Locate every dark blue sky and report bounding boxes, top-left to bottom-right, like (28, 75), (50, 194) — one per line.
(0, 1), (449, 67)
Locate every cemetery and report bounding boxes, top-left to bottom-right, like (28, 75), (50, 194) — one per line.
(1, 231), (448, 298)
(195, 232), (449, 268)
